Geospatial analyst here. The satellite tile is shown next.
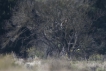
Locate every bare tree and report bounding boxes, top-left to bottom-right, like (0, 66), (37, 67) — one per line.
(1, 0), (105, 59)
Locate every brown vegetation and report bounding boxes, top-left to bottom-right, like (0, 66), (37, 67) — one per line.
(0, 54), (106, 71)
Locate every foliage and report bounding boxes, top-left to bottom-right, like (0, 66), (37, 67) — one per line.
(0, 0), (106, 59)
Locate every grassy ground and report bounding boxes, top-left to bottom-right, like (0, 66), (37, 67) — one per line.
(0, 54), (106, 71)
(0, 54), (29, 71)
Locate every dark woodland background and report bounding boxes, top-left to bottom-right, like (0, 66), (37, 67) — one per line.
(0, 0), (106, 60)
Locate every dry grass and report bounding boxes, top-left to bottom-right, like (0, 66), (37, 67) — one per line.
(0, 54), (106, 71)
(0, 54), (29, 71)
(0, 54), (15, 70)
(70, 61), (106, 71)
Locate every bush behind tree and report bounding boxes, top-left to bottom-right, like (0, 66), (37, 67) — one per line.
(0, 0), (106, 59)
